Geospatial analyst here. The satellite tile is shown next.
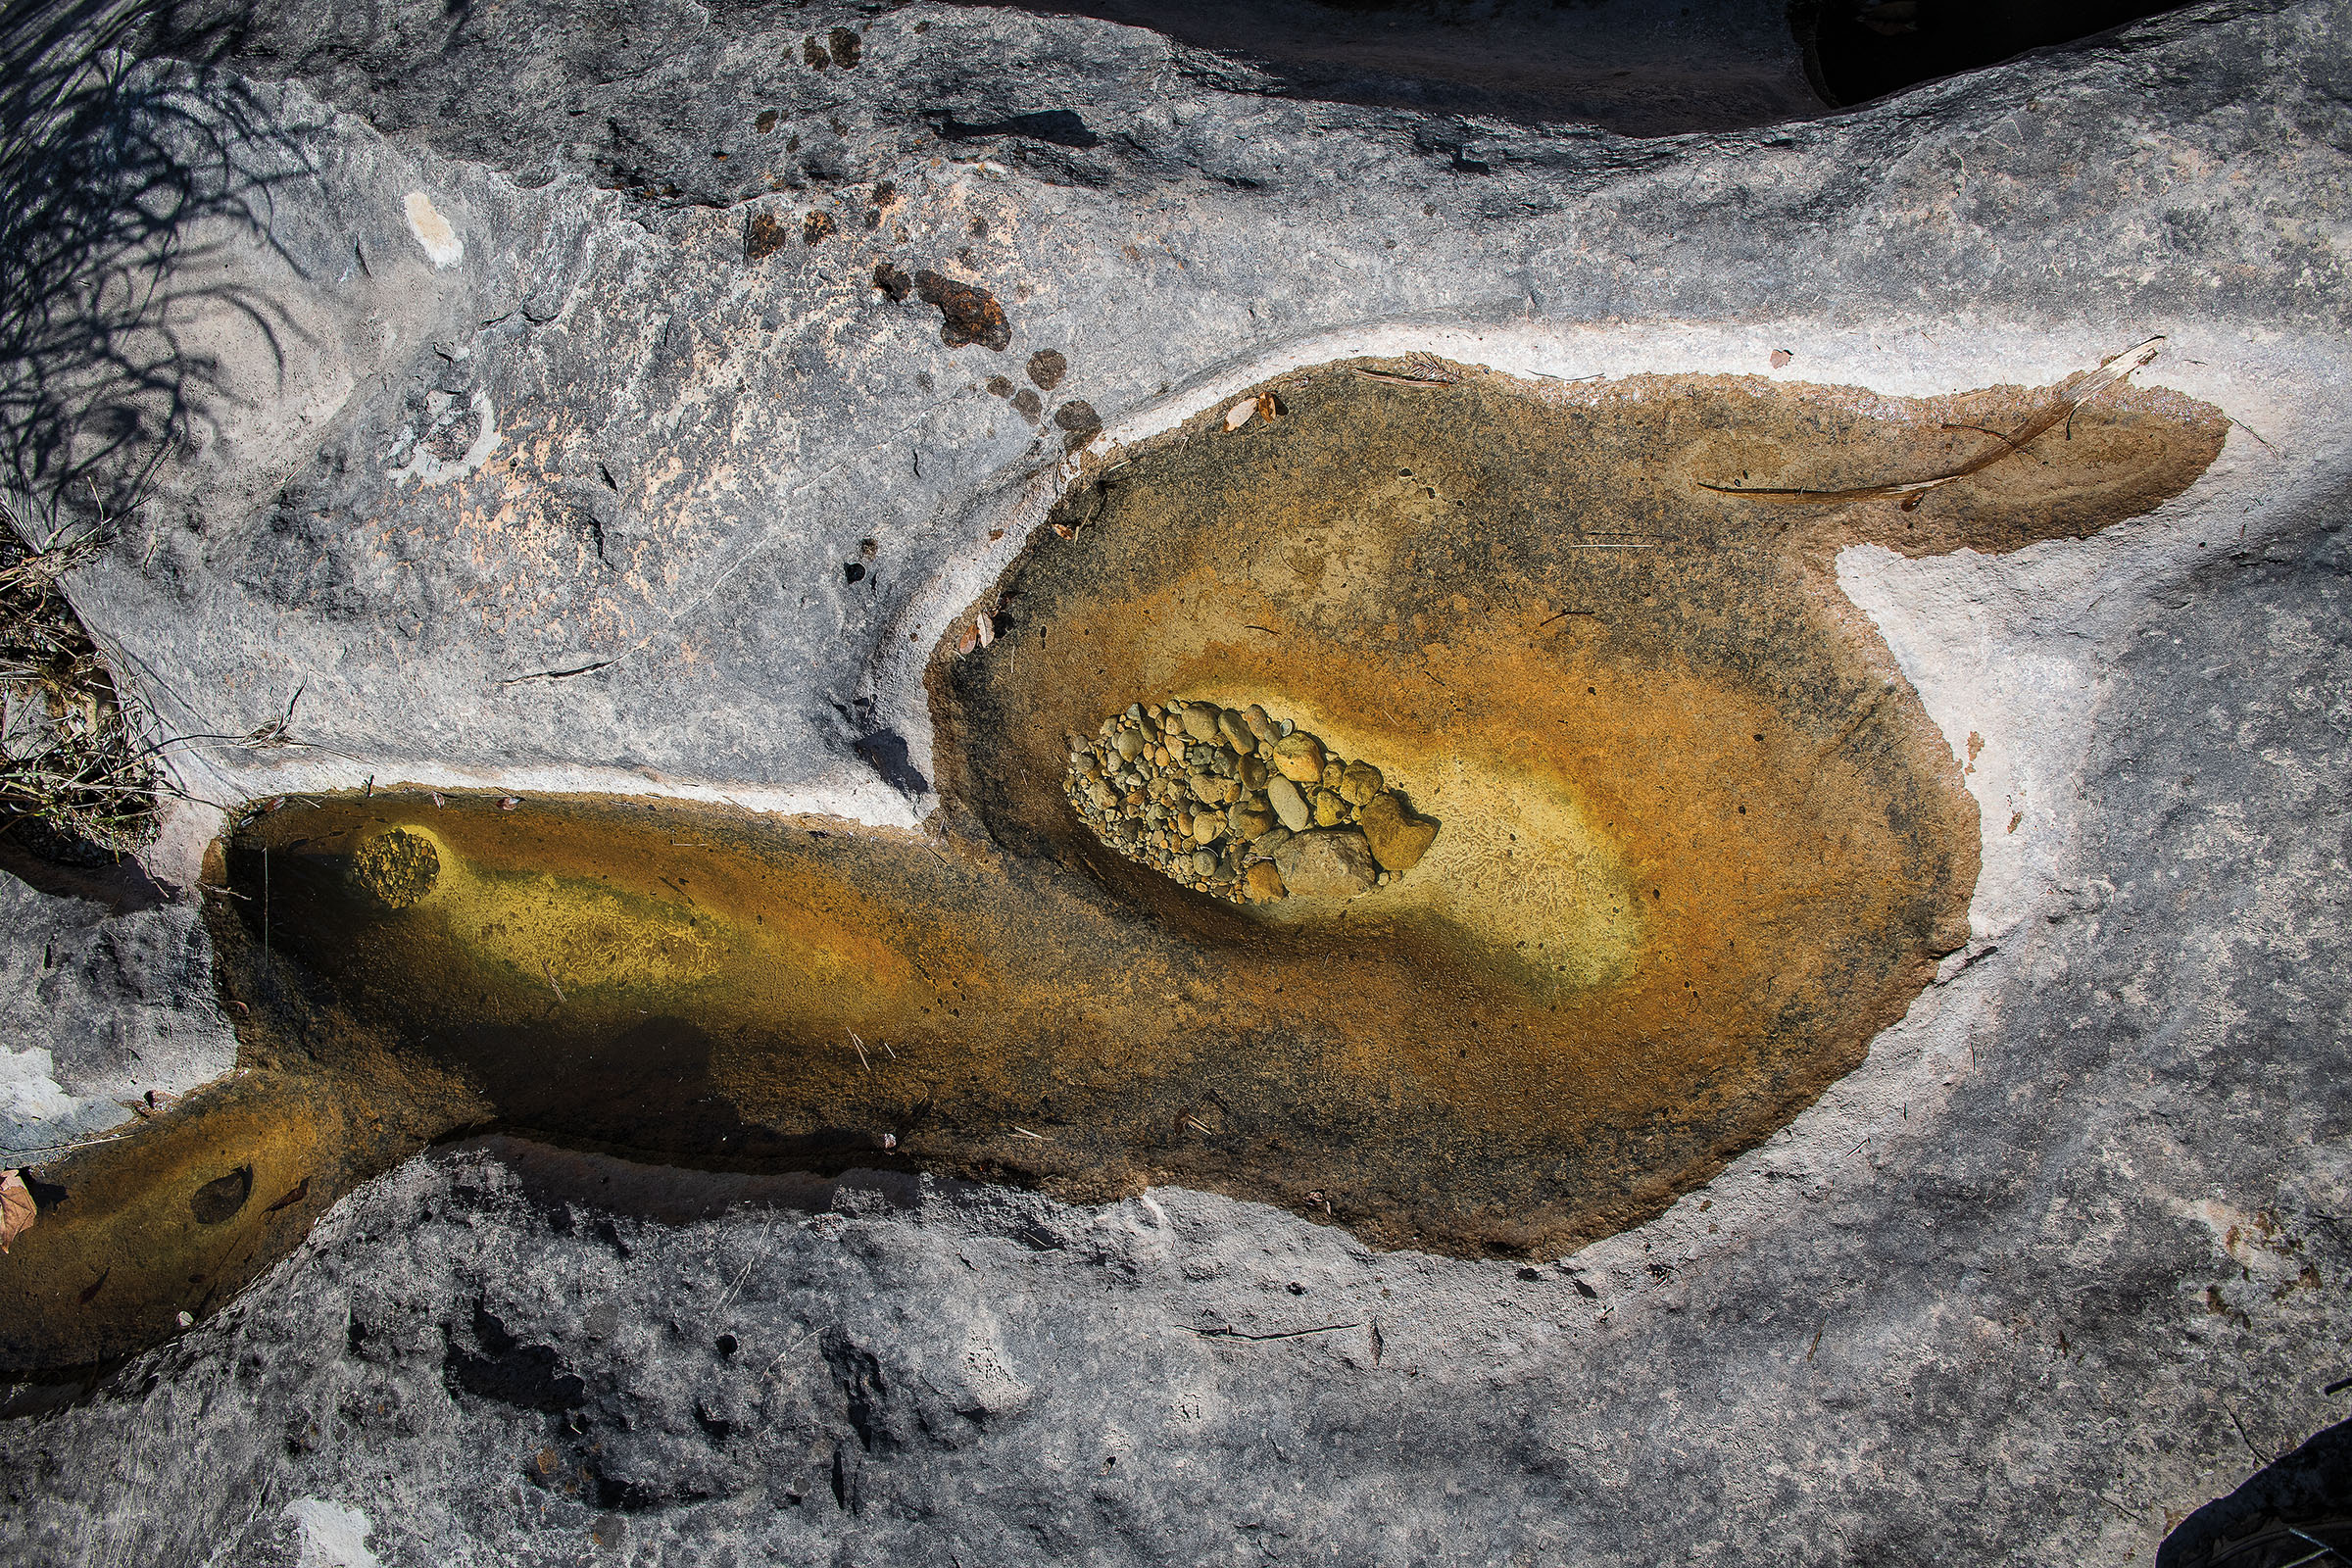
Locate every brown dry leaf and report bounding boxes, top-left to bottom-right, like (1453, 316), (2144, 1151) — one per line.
(0, 1170), (34, 1253)
(1254, 391), (1284, 421)
(1223, 398), (1256, 431)
(975, 612), (996, 649)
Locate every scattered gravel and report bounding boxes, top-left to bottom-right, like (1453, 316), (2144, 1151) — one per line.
(1063, 701), (1437, 904)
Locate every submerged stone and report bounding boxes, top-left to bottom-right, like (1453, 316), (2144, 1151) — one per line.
(349, 828), (440, 909)
(1359, 792), (1438, 872)
(1063, 700), (1435, 906)
(1277, 829), (1379, 899)
(1272, 731), (1327, 784)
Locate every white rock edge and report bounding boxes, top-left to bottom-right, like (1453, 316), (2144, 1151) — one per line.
(283, 1497), (381, 1568)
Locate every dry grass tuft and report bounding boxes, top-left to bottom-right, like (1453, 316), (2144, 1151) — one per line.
(0, 489), (159, 862)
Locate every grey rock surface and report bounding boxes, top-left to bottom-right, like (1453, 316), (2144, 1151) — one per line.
(0, 873), (233, 1166)
(1, 0), (2350, 1562)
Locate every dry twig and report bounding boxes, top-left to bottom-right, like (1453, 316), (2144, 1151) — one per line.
(1701, 338), (2165, 511)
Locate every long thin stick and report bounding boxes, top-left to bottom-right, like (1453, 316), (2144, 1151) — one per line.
(1700, 338), (2164, 509)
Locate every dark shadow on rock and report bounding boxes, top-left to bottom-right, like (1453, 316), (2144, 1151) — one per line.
(436, 1135), (928, 1230)
(853, 726), (932, 799)
(0, 0), (302, 509)
(2159, 1413), (2352, 1568)
(443, 1300), (586, 1413)
(1794, 0), (2192, 111)
(929, 107), (1102, 149)
(460, 1015), (900, 1174)
(939, 0), (1825, 136)
(0, 822), (170, 911)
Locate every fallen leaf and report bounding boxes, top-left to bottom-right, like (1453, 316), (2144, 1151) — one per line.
(78, 1266), (108, 1303)
(0, 1171), (34, 1252)
(957, 625), (980, 656)
(1770, 349), (1793, 369)
(499, 796), (521, 811)
(1223, 398), (1256, 431)
(430, 792), (446, 808)
(975, 612), (995, 649)
(265, 1175), (311, 1213)
(1255, 390), (1285, 421)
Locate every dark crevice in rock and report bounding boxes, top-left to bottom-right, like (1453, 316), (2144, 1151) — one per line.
(444, 1303), (587, 1413)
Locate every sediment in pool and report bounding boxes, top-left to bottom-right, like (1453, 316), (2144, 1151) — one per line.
(0, 356), (2225, 1372)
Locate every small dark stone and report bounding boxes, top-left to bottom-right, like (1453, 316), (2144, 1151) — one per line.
(803, 209), (836, 245)
(871, 262), (913, 301)
(802, 34), (829, 67)
(987, 376), (1014, 398)
(1013, 388), (1043, 418)
(1028, 349), (1068, 390)
(827, 27), (861, 68)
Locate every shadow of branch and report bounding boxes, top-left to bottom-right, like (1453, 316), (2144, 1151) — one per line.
(0, 0), (309, 513)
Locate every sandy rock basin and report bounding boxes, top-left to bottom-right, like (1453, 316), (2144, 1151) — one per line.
(0, 356), (2223, 1370)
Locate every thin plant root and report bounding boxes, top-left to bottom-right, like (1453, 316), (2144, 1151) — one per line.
(1700, 338), (2165, 510)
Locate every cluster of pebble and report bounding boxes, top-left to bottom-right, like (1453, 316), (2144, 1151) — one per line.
(1064, 699), (1438, 905)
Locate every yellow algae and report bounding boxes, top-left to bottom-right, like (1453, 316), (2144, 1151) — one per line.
(0, 357), (2229, 1374)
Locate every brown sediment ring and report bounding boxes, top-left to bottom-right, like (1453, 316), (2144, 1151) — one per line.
(0, 356), (2226, 1373)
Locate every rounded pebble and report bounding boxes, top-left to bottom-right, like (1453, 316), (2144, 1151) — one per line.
(1272, 731), (1326, 784)
(1064, 700), (1436, 907)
